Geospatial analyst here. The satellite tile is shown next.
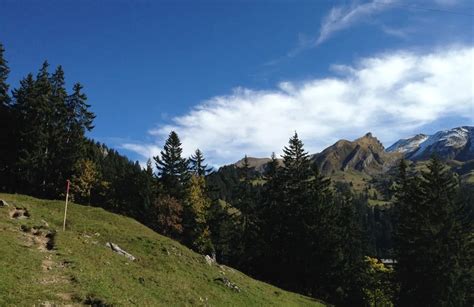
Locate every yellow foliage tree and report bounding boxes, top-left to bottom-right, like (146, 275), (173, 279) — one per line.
(184, 175), (213, 254)
(71, 159), (100, 204)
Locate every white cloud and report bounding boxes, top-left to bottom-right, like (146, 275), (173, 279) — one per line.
(317, 0), (397, 45)
(122, 46), (474, 166)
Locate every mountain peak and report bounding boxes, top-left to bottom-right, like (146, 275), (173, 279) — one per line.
(313, 132), (398, 175)
(387, 126), (474, 161)
(354, 132), (385, 151)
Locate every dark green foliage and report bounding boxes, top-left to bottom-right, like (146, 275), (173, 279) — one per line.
(394, 158), (473, 306)
(229, 159), (262, 270)
(207, 164), (244, 201)
(82, 140), (154, 223)
(153, 131), (190, 199)
(9, 60), (95, 198)
(256, 133), (369, 306)
(0, 43), (14, 192)
(0, 43), (155, 228)
(189, 148), (212, 176)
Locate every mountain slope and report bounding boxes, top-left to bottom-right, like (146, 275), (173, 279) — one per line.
(387, 126), (474, 161)
(386, 134), (429, 155)
(312, 133), (401, 176)
(0, 193), (324, 306)
(234, 156), (284, 174)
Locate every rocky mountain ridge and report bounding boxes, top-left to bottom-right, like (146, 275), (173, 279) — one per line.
(311, 133), (401, 176)
(387, 126), (474, 161)
(232, 126), (474, 176)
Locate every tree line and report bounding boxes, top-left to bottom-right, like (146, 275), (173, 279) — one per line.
(0, 43), (472, 306)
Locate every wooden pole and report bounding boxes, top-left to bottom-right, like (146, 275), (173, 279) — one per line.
(63, 180), (70, 231)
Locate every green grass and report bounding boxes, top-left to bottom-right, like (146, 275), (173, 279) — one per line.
(0, 193), (325, 306)
(330, 170), (371, 192)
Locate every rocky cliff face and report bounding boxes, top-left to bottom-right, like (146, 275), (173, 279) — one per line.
(312, 133), (401, 175)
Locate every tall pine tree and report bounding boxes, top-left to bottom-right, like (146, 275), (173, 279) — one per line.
(153, 131), (190, 199)
(0, 43), (14, 191)
(394, 157), (473, 306)
(189, 149), (212, 176)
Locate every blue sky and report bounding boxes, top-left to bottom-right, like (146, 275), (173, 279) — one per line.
(1, 0), (473, 166)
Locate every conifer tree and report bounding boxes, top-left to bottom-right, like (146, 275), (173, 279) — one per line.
(45, 65), (70, 195)
(281, 132), (311, 182)
(189, 149), (212, 176)
(13, 71), (48, 194)
(0, 44), (9, 107)
(259, 152), (284, 278)
(0, 43), (13, 191)
(394, 157), (473, 306)
(232, 154), (262, 270)
(12, 63), (95, 198)
(138, 159), (157, 223)
(33, 61), (54, 196)
(153, 131), (190, 199)
(264, 152), (279, 180)
(265, 132), (313, 289)
(62, 83), (95, 187)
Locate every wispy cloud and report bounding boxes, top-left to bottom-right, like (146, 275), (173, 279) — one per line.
(123, 45), (474, 166)
(317, 0), (397, 45)
(265, 0), (399, 65)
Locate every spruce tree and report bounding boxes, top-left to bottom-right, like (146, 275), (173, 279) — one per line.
(189, 149), (212, 176)
(13, 71), (48, 194)
(267, 132), (313, 290)
(45, 65), (70, 195)
(394, 157), (473, 306)
(153, 131), (190, 199)
(281, 132), (311, 182)
(62, 83), (95, 186)
(264, 152), (279, 179)
(139, 159), (157, 224)
(0, 44), (9, 107)
(233, 154), (262, 271)
(0, 43), (13, 191)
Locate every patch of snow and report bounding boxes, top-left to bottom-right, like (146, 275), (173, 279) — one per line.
(386, 134), (429, 154)
(411, 126), (472, 158)
(387, 126), (474, 159)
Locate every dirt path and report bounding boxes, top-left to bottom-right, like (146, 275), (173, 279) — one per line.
(14, 214), (76, 305)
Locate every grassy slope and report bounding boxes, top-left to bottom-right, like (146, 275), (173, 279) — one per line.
(0, 193), (325, 306)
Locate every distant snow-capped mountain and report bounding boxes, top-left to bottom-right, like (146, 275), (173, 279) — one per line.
(386, 134), (429, 154)
(229, 126), (474, 177)
(386, 126), (474, 161)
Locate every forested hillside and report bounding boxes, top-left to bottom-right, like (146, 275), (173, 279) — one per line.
(1, 42), (473, 306)
(0, 193), (324, 306)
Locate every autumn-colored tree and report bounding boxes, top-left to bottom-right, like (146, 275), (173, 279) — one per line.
(364, 256), (394, 306)
(71, 159), (100, 204)
(153, 195), (183, 239)
(184, 175), (213, 254)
